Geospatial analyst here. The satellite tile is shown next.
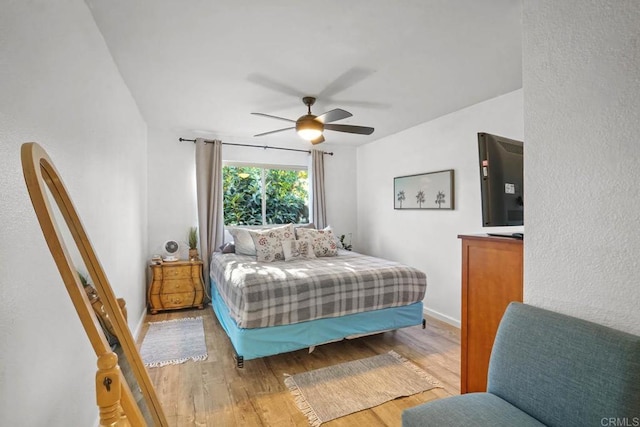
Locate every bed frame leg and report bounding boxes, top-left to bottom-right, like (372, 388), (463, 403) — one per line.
(422, 318), (426, 329)
(234, 353), (244, 369)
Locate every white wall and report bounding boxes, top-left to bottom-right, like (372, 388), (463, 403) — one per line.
(147, 127), (358, 259)
(357, 90), (524, 325)
(0, 2), (147, 426)
(523, 1), (640, 335)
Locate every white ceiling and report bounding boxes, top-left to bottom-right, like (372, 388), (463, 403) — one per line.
(85, 0), (523, 147)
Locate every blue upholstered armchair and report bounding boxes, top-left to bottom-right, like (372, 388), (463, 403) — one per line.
(403, 302), (640, 427)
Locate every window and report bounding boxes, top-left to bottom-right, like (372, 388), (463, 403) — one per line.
(222, 164), (309, 226)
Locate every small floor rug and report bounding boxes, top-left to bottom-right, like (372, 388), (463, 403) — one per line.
(284, 350), (441, 426)
(140, 317), (208, 367)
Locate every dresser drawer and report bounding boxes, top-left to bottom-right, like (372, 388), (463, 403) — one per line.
(160, 279), (194, 294)
(160, 291), (195, 309)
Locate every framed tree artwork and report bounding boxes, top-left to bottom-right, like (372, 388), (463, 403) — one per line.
(394, 169), (454, 210)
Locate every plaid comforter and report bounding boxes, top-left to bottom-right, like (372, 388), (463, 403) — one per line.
(209, 249), (427, 329)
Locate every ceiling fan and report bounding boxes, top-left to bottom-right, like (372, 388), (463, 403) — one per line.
(251, 96), (374, 145)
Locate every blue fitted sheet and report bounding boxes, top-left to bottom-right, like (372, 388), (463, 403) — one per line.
(211, 281), (424, 361)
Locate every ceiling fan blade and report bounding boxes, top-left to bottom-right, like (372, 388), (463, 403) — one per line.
(328, 99), (391, 110)
(254, 127), (295, 137)
(316, 108), (353, 124)
(251, 112), (296, 123)
(324, 123), (375, 135)
(311, 135), (325, 145)
(247, 73), (303, 98)
(318, 67), (376, 98)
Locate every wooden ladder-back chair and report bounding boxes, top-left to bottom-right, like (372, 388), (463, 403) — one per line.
(21, 142), (168, 427)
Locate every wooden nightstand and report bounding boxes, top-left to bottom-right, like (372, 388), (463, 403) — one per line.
(148, 260), (205, 314)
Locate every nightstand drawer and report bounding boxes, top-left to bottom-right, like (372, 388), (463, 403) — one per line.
(162, 266), (193, 279)
(160, 279), (194, 294)
(160, 292), (195, 309)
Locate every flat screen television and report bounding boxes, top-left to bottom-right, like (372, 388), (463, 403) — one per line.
(478, 132), (524, 227)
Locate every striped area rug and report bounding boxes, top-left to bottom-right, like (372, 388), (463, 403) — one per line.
(284, 350), (441, 426)
(140, 317), (208, 367)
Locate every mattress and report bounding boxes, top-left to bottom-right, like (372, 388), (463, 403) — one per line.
(209, 249), (427, 329)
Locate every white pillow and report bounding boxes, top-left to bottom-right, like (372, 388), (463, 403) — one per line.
(227, 227), (256, 256)
(282, 239), (316, 261)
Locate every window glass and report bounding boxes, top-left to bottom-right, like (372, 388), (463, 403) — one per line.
(222, 164), (309, 226)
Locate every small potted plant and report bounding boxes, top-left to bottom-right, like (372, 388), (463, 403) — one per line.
(188, 227), (199, 260)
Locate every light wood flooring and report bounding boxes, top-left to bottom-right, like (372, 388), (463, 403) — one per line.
(139, 307), (460, 427)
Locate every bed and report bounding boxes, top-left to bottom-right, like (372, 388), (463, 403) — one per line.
(209, 247), (427, 367)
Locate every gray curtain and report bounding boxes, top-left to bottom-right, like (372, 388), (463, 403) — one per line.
(311, 149), (326, 229)
(195, 138), (224, 297)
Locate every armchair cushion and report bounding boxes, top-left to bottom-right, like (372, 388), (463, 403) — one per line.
(402, 392), (545, 427)
(488, 303), (640, 427)
(402, 303), (640, 427)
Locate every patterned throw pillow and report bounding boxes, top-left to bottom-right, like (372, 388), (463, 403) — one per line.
(324, 225), (343, 249)
(294, 222), (316, 239)
(248, 224), (296, 262)
(249, 229), (282, 262)
(282, 239), (316, 261)
(296, 227), (338, 257)
(276, 223), (296, 241)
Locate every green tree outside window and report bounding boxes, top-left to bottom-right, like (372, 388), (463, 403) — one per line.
(223, 165), (309, 226)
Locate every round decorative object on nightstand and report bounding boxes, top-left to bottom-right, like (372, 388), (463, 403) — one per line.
(163, 240), (179, 261)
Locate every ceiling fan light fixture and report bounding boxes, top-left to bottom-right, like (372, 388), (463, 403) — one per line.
(296, 115), (323, 141)
(253, 96), (374, 144)
(297, 128), (323, 141)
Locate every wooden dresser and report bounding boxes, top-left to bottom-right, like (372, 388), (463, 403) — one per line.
(459, 234), (523, 393)
(148, 260), (205, 314)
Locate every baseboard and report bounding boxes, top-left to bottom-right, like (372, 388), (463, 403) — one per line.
(423, 307), (460, 329)
(132, 306), (147, 340)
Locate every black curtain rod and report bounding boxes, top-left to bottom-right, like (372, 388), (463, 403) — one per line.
(179, 138), (333, 156)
